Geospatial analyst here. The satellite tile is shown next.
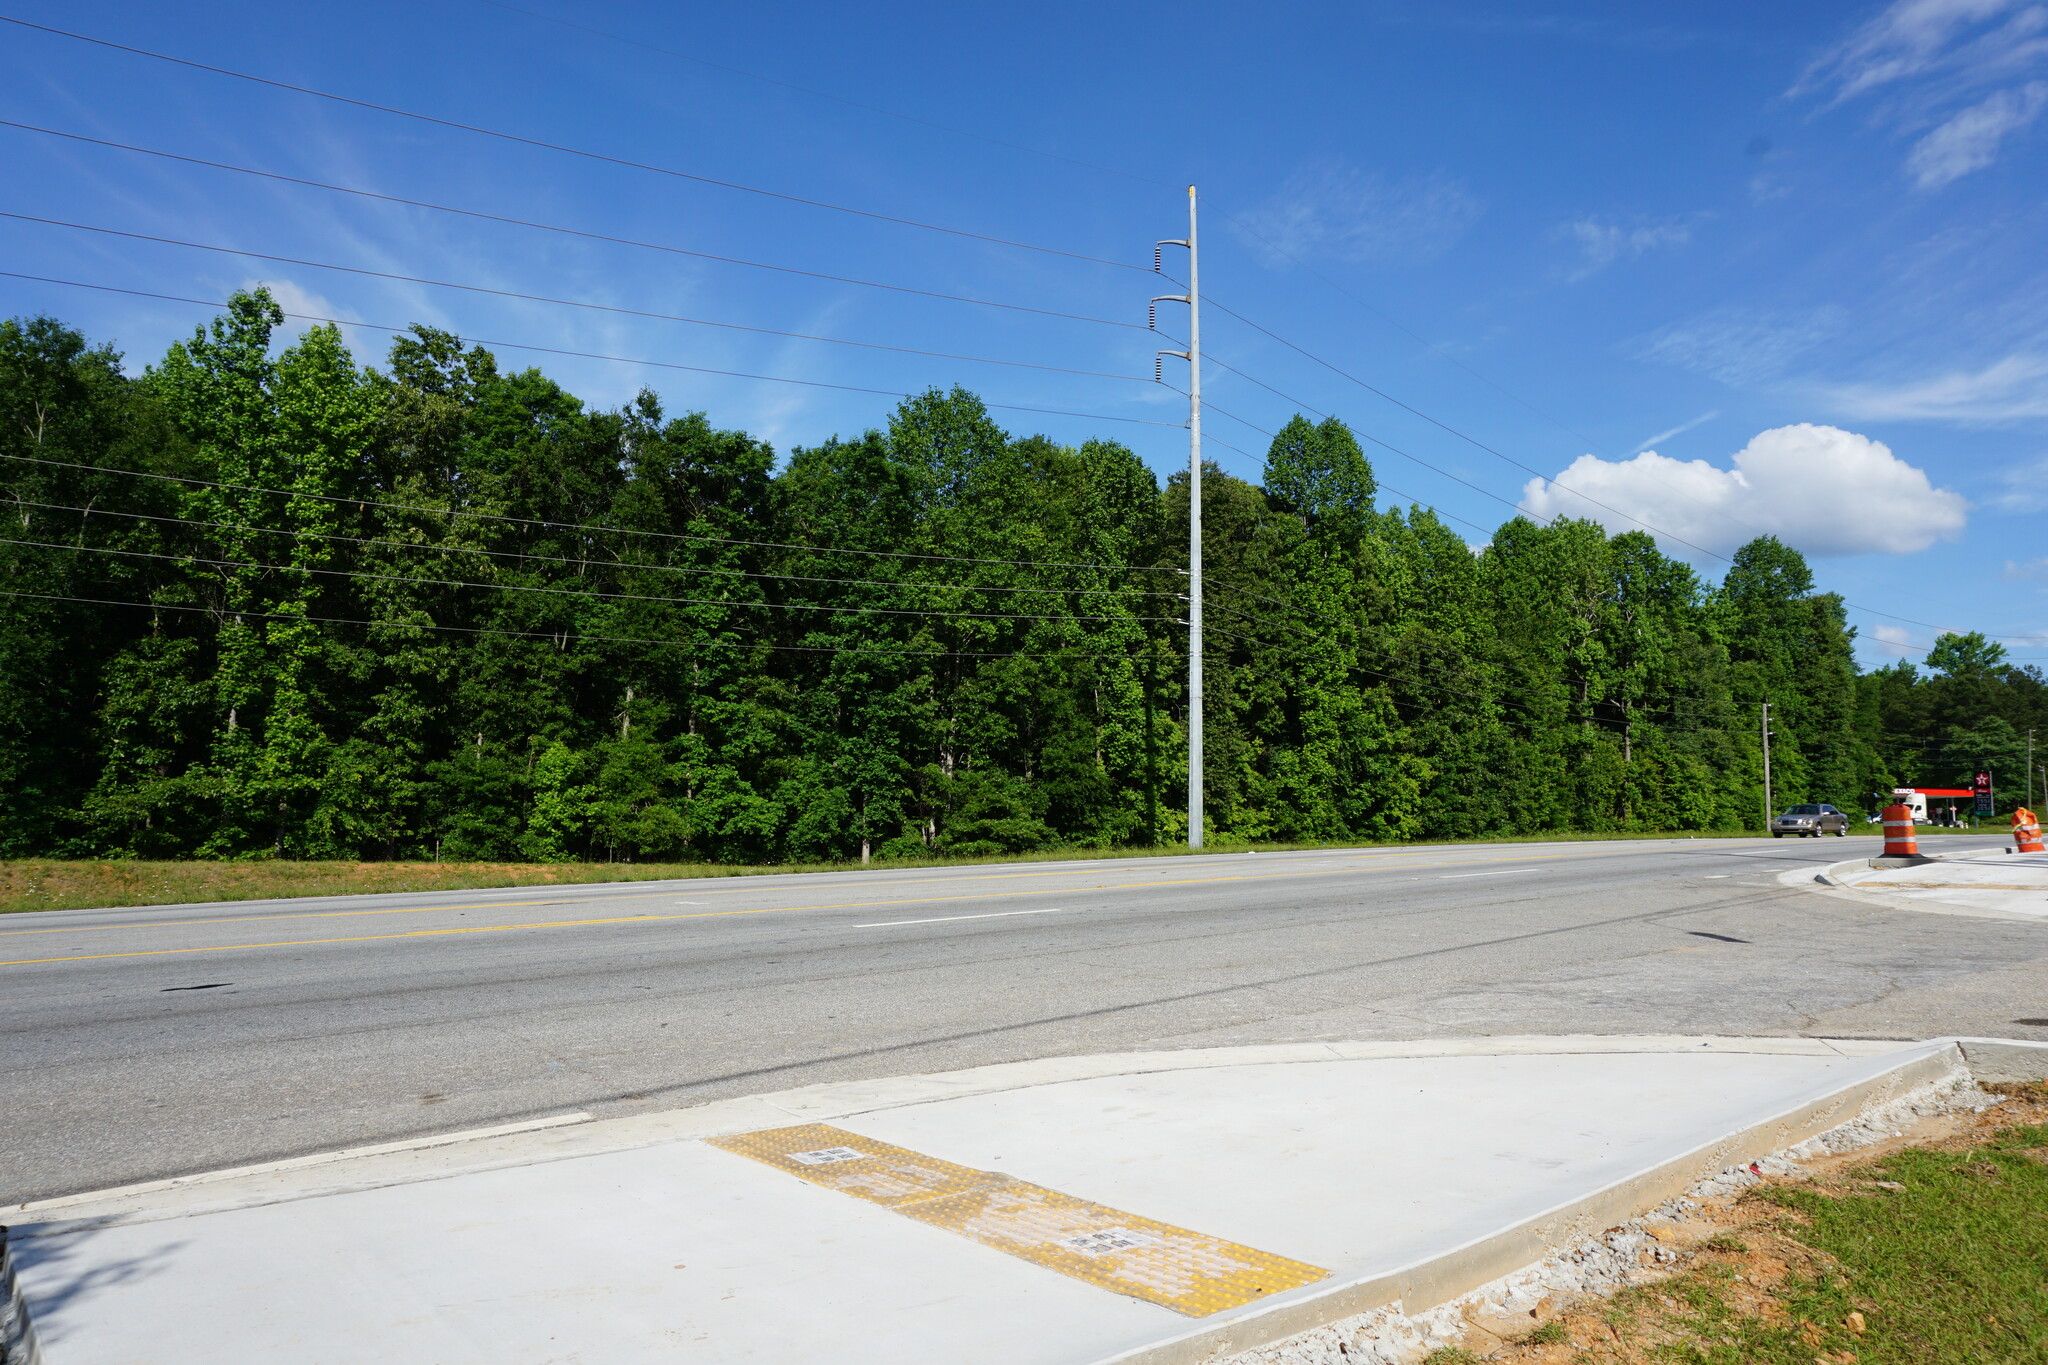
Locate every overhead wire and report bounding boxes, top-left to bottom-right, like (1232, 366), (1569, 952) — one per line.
(2, 498), (1188, 601)
(466, 0), (1181, 191)
(2, 212), (1152, 385)
(0, 121), (1149, 332)
(0, 452), (1189, 576)
(1, 16), (1149, 272)
(1, 536), (1185, 624)
(0, 589), (1167, 662)
(8, 30), (2022, 651)
(0, 273), (1185, 432)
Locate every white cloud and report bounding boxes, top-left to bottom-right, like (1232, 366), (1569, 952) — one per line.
(1558, 217), (1692, 280)
(1872, 624), (1918, 654)
(1233, 161), (1483, 266)
(1517, 423), (1969, 558)
(1906, 80), (2048, 185)
(2004, 556), (2048, 579)
(1820, 352), (2048, 420)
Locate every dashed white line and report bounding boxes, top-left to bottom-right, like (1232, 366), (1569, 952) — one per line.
(856, 908), (1070, 928)
(1439, 869), (1534, 878)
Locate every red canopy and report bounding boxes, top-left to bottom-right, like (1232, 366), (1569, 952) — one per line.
(1907, 788), (1973, 797)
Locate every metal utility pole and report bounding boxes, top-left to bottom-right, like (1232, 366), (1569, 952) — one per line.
(1760, 701), (1774, 829)
(1154, 187), (1202, 848)
(2028, 729), (2035, 811)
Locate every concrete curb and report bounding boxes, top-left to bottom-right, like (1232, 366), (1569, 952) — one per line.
(1793, 858), (2048, 923)
(0, 1227), (44, 1365)
(1092, 1041), (1991, 1365)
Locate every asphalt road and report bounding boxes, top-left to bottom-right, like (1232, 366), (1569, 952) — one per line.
(6, 833), (2046, 1203)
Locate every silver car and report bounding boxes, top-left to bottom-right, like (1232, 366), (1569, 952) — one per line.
(1772, 803), (1849, 837)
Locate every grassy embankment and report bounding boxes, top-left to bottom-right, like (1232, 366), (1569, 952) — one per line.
(1425, 1083), (2048, 1364)
(0, 825), (1871, 913)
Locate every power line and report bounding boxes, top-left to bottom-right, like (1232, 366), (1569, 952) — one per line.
(0, 589), (1165, 661)
(3, 16), (1148, 272)
(3, 212), (1151, 385)
(1191, 433), (1500, 540)
(1162, 378), (1546, 527)
(466, 0), (1180, 192)
(4, 498), (1186, 601)
(0, 122), (1147, 331)
(0, 452), (1186, 576)
(1203, 196), (1650, 461)
(1197, 293), (1731, 563)
(3, 537), (1187, 625)
(0, 272), (1184, 432)
(1199, 589), (1765, 727)
(1191, 292), (2034, 649)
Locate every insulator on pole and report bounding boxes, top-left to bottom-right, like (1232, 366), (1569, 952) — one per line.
(1153, 244), (1162, 272)
(1147, 301), (1156, 329)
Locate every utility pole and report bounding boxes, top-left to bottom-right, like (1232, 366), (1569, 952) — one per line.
(2028, 729), (2035, 811)
(1154, 187), (1202, 848)
(1760, 701), (1774, 830)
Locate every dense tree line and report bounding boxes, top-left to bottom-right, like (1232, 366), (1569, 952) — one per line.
(3, 293), (2043, 862)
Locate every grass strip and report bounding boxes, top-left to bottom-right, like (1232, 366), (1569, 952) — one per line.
(1457, 1085), (2048, 1364)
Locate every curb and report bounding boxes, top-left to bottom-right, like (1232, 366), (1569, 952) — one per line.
(1797, 858), (2048, 923)
(1099, 1041), (1993, 1365)
(0, 1227), (44, 1365)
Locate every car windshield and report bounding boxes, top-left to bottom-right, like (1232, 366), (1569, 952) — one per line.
(1787, 805), (1821, 815)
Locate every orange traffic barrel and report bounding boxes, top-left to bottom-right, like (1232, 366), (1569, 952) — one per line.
(2015, 807), (2045, 854)
(1881, 802), (1919, 858)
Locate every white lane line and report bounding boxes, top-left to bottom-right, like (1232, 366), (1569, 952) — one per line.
(1439, 869), (1535, 878)
(856, 908), (1069, 928)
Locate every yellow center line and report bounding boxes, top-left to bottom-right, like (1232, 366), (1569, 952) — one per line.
(1, 853), (1437, 937)
(0, 898), (590, 937)
(0, 846), (1646, 969)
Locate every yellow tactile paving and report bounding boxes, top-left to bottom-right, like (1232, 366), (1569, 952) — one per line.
(703, 1123), (999, 1207)
(706, 1123), (1327, 1316)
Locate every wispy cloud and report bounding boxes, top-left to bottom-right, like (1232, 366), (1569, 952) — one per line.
(1557, 217), (1693, 281)
(1632, 410), (1720, 452)
(1817, 352), (2048, 420)
(1794, 0), (2048, 188)
(1992, 455), (2048, 508)
(1633, 306), (1844, 387)
(1906, 80), (2048, 185)
(1232, 160), (1484, 267)
(2003, 556), (2048, 580)
(1871, 623), (1918, 655)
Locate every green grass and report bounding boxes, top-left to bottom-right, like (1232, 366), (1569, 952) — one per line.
(0, 826), (1776, 914)
(1635, 1123), (2048, 1364)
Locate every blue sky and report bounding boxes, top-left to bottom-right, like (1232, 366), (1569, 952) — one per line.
(3, 0), (2044, 668)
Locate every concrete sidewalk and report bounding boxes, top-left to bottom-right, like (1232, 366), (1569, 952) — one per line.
(12, 1035), (2045, 1365)
(1807, 848), (2048, 920)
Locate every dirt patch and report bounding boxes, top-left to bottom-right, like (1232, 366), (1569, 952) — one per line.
(1431, 1081), (2048, 1364)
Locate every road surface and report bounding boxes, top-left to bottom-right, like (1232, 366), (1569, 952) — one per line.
(6, 834), (2044, 1203)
